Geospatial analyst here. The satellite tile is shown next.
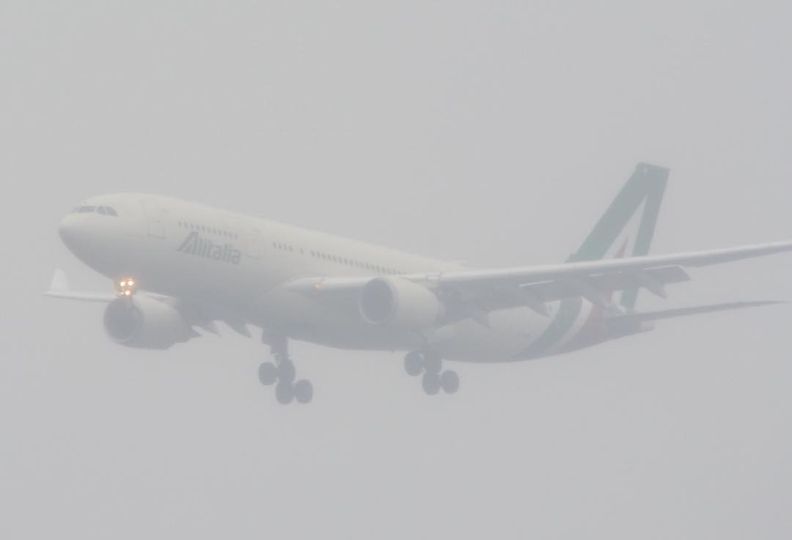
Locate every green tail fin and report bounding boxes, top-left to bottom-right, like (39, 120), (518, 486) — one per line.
(569, 162), (669, 310)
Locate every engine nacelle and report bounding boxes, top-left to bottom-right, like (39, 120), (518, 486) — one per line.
(359, 277), (443, 329)
(103, 296), (192, 350)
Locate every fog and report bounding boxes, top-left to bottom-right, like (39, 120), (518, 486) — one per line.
(2, 1), (792, 538)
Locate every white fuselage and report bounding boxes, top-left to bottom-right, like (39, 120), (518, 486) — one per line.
(59, 193), (607, 363)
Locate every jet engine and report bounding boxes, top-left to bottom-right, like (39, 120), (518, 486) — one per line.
(359, 277), (443, 329)
(103, 295), (192, 349)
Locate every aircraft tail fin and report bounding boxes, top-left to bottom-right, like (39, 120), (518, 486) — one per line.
(569, 163), (669, 310)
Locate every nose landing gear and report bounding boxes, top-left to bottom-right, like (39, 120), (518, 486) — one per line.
(258, 336), (313, 405)
(404, 351), (459, 395)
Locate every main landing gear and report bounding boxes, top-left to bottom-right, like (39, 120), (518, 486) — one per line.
(258, 337), (313, 405)
(404, 351), (459, 396)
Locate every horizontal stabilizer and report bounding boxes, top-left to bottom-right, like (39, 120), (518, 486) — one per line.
(613, 300), (786, 324)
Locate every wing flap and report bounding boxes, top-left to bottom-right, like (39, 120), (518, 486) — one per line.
(518, 265), (689, 304)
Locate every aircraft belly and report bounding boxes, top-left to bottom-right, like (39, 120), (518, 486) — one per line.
(255, 285), (598, 362)
(256, 287), (425, 350)
(433, 307), (553, 363)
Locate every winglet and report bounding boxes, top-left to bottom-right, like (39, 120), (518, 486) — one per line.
(49, 268), (70, 293)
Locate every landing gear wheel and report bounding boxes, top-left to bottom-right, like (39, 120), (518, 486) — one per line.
(422, 372), (441, 395)
(264, 335), (314, 405)
(258, 362), (278, 386)
(294, 380), (314, 404)
(275, 382), (295, 404)
(440, 370), (460, 394)
(404, 351), (423, 376)
(277, 360), (296, 384)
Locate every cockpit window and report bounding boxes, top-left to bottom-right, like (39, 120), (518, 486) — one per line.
(73, 205), (118, 216)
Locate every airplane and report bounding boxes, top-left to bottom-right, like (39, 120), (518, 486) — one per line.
(48, 163), (792, 405)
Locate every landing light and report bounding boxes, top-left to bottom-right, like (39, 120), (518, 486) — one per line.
(116, 276), (139, 297)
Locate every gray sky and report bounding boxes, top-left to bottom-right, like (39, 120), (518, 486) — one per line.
(2, 1), (791, 538)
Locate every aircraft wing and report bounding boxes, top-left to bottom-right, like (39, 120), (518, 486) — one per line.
(288, 240), (792, 315)
(43, 269), (117, 303)
(43, 269), (169, 304)
(43, 269), (252, 340)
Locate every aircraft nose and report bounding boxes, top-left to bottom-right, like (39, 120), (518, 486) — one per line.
(58, 204), (127, 275)
(58, 213), (83, 250)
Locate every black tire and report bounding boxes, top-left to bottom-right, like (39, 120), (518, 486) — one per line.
(294, 380), (314, 404)
(258, 362), (278, 386)
(422, 372), (441, 395)
(404, 351), (423, 376)
(277, 360), (296, 384)
(440, 370), (460, 394)
(275, 382), (294, 404)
